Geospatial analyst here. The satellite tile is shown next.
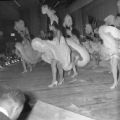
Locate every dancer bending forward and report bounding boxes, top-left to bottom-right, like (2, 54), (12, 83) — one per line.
(32, 23), (72, 88)
(99, 25), (120, 89)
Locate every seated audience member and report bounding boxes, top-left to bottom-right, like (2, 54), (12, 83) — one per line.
(0, 89), (25, 120)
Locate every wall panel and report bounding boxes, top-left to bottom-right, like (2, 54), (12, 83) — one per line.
(82, 0), (117, 22)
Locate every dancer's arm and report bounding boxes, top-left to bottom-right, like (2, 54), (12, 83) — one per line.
(57, 30), (61, 42)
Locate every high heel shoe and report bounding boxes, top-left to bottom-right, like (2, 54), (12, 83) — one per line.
(71, 72), (78, 78)
(48, 81), (58, 88)
(22, 70), (27, 73)
(110, 83), (117, 90)
(58, 79), (64, 86)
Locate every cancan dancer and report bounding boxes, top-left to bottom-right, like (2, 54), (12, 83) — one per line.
(41, 5), (72, 87)
(63, 14), (90, 78)
(14, 20), (42, 73)
(99, 14), (120, 89)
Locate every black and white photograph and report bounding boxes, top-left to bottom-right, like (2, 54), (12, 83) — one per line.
(0, 0), (119, 120)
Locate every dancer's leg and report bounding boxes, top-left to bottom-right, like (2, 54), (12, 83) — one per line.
(110, 56), (119, 89)
(21, 59), (27, 73)
(92, 52), (100, 69)
(28, 63), (32, 72)
(48, 59), (58, 88)
(71, 51), (78, 78)
(71, 65), (78, 78)
(57, 62), (64, 85)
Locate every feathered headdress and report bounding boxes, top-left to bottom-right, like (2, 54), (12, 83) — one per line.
(104, 15), (115, 26)
(115, 16), (120, 27)
(85, 24), (93, 34)
(63, 14), (73, 28)
(14, 19), (30, 40)
(41, 5), (59, 25)
(117, 0), (120, 7)
(14, 20), (25, 32)
(104, 14), (120, 27)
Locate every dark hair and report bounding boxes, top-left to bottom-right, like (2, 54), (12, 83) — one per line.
(47, 31), (54, 40)
(72, 28), (80, 39)
(52, 21), (60, 30)
(0, 89), (25, 106)
(116, 13), (120, 17)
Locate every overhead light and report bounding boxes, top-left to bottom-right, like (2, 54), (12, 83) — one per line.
(14, 0), (21, 7)
(54, 1), (60, 8)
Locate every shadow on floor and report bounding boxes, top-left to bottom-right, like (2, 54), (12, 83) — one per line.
(18, 91), (37, 120)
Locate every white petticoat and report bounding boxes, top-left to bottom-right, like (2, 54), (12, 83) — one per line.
(100, 45), (120, 60)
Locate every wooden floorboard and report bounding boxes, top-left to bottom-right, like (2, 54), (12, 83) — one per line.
(0, 62), (119, 120)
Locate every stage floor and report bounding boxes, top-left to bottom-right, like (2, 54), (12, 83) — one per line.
(0, 61), (119, 120)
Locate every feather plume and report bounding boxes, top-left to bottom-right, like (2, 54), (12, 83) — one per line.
(85, 24), (93, 34)
(14, 20), (25, 32)
(63, 14), (73, 28)
(14, 20), (30, 40)
(41, 5), (58, 25)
